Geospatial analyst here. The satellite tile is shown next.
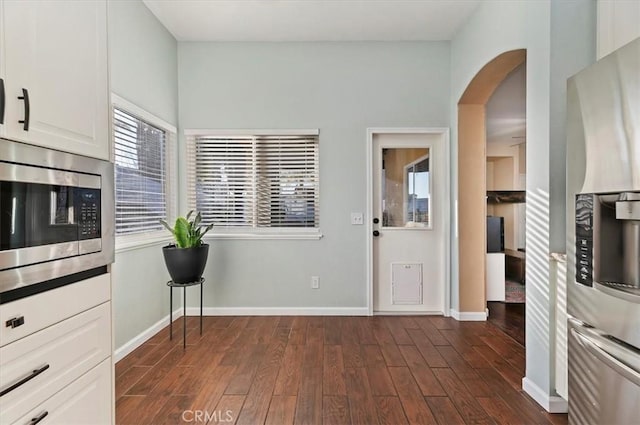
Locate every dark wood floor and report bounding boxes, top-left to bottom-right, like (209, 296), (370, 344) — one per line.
(487, 302), (525, 346)
(115, 315), (566, 425)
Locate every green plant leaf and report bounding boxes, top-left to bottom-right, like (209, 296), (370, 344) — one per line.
(194, 212), (202, 228)
(159, 219), (174, 235)
(174, 217), (190, 248)
(200, 223), (214, 238)
(186, 210), (194, 220)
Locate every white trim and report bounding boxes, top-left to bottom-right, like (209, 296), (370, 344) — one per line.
(366, 127), (451, 317)
(374, 311), (443, 316)
(115, 233), (173, 253)
(203, 230), (323, 241)
(111, 93), (177, 133)
(450, 309), (487, 321)
(185, 307), (368, 316)
(114, 308), (183, 362)
(522, 377), (568, 413)
(184, 128), (319, 137)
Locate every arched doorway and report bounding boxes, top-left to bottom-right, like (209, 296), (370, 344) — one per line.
(457, 49), (526, 316)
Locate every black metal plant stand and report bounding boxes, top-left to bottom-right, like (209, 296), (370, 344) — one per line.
(167, 278), (204, 349)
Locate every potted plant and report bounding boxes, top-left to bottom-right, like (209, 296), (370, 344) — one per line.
(160, 211), (214, 284)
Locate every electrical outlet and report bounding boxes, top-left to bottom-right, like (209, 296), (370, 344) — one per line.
(311, 276), (320, 289)
(351, 212), (364, 225)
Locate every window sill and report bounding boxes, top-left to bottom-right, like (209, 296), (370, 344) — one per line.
(115, 234), (173, 253)
(204, 230), (323, 241)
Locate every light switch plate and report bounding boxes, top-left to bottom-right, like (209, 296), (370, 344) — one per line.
(351, 212), (364, 225)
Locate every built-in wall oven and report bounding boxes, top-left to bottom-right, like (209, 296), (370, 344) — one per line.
(0, 139), (113, 303)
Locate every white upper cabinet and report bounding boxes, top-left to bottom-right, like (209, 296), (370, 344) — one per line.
(1, 0), (109, 160)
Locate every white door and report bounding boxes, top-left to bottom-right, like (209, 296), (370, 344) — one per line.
(372, 132), (447, 313)
(2, 0), (109, 160)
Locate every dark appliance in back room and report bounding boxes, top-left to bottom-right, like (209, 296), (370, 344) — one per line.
(566, 37), (640, 425)
(487, 215), (504, 253)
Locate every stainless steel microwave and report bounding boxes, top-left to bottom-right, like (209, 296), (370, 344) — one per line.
(0, 139), (114, 301)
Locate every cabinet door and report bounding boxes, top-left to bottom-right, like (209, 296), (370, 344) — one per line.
(3, 0), (109, 160)
(11, 359), (112, 425)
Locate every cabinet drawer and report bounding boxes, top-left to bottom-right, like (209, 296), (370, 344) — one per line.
(11, 358), (112, 425)
(0, 273), (110, 347)
(0, 303), (111, 424)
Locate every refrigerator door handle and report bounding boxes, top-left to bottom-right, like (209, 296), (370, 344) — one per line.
(570, 324), (640, 387)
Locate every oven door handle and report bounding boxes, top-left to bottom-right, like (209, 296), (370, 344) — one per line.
(570, 320), (640, 386)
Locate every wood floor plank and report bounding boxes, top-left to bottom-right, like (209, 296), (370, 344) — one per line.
(323, 395), (351, 425)
(340, 317), (361, 345)
(398, 345), (446, 396)
(473, 344), (523, 390)
(374, 396), (410, 425)
(406, 329), (448, 368)
(266, 395), (297, 425)
(345, 368), (380, 425)
(388, 367), (437, 425)
(363, 344), (386, 367)
(115, 343), (159, 376)
(274, 344), (305, 395)
(120, 394), (172, 425)
(214, 394), (246, 425)
(379, 343), (407, 367)
(413, 317), (449, 346)
(188, 365), (238, 414)
(235, 334), (287, 425)
(367, 367), (397, 396)
(477, 396), (529, 425)
(126, 346), (185, 395)
(277, 316), (295, 329)
(324, 316), (343, 345)
(426, 397), (466, 425)
(436, 345), (492, 397)
(289, 317), (309, 345)
(480, 334), (526, 373)
(382, 316), (414, 345)
(342, 343), (365, 368)
(116, 366), (151, 399)
(294, 367), (323, 425)
(474, 367), (553, 425)
(432, 368), (495, 425)
(323, 345), (347, 395)
(357, 318), (378, 345)
(147, 394), (195, 425)
(225, 344), (269, 395)
(115, 395), (145, 425)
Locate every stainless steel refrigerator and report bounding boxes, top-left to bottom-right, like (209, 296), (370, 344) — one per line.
(566, 37), (640, 425)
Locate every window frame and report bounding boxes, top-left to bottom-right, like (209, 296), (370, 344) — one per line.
(112, 94), (178, 252)
(185, 129), (322, 240)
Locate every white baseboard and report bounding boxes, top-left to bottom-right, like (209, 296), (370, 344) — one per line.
(185, 306), (369, 316)
(114, 308), (183, 362)
(450, 309), (488, 321)
(522, 377), (568, 413)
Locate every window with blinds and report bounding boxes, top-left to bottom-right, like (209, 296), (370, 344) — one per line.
(186, 133), (319, 230)
(114, 107), (170, 235)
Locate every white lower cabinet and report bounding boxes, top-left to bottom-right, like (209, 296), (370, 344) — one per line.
(0, 302), (111, 424)
(0, 273), (113, 424)
(12, 358), (112, 425)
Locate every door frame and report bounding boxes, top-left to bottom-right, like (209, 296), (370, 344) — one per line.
(366, 127), (451, 316)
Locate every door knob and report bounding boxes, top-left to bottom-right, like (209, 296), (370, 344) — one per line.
(373, 218), (380, 224)
(373, 230), (380, 237)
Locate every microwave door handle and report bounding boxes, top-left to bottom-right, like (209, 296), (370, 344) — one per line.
(570, 327), (640, 387)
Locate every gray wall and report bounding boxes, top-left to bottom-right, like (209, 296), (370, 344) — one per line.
(177, 42), (450, 309)
(108, 0), (179, 351)
(450, 0), (595, 409)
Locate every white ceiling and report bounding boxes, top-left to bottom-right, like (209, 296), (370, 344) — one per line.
(143, 0), (483, 42)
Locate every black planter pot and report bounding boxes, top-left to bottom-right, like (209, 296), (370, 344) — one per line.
(162, 244), (209, 284)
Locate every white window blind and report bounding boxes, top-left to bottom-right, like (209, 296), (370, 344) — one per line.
(114, 107), (172, 235)
(186, 134), (319, 229)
